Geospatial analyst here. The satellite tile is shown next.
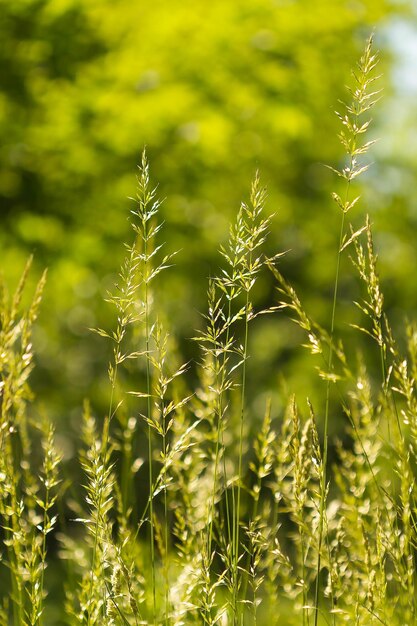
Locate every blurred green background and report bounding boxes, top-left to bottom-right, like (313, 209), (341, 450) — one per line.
(1, 0), (417, 437)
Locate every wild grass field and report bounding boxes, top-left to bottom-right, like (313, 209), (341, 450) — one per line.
(1, 34), (417, 626)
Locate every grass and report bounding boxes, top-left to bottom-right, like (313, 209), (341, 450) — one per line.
(0, 35), (416, 626)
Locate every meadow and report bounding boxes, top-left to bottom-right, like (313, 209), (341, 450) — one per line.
(1, 34), (417, 626)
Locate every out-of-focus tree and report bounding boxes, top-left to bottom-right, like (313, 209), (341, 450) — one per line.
(0, 0), (412, 423)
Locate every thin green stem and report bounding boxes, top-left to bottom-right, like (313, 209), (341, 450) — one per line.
(208, 297), (233, 558)
(233, 288), (250, 626)
(86, 360), (117, 626)
(205, 294), (234, 626)
(144, 230), (157, 624)
(302, 537), (307, 626)
(2, 450), (24, 626)
(313, 206), (346, 626)
(37, 483), (50, 626)
(163, 404), (169, 626)
(7, 512), (24, 626)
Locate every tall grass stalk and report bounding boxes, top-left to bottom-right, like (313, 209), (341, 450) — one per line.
(201, 280), (232, 559)
(128, 149), (174, 623)
(197, 172), (271, 623)
(139, 154), (157, 623)
(314, 35), (380, 624)
(215, 173), (270, 623)
(86, 186), (142, 626)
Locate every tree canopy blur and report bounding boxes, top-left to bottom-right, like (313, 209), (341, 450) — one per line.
(1, 0), (415, 425)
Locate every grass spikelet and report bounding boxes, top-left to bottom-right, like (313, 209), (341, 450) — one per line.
(81, 403), (115, 626)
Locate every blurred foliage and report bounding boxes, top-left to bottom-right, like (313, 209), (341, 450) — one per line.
(0, 0), (414, 432)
